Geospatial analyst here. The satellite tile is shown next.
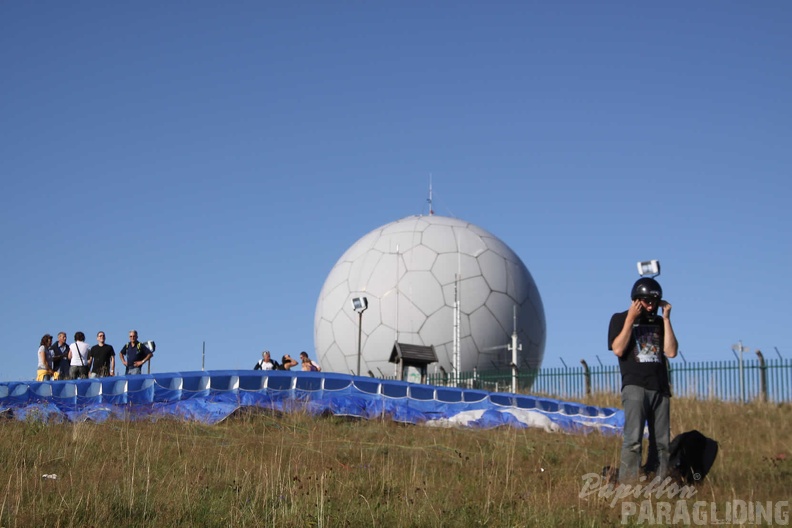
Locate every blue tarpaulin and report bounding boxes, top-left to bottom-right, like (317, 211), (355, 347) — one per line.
(0, 370), (623, 434)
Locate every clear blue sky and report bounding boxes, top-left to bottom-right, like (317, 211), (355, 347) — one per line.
(2, 2), (789, 382)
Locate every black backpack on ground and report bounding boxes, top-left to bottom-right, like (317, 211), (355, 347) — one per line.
(669, 430), (718, 484)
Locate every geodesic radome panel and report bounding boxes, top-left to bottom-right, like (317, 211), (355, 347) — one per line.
(313, 215), (546, 378)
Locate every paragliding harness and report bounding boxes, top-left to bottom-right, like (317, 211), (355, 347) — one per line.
(669, 430), (718, 484)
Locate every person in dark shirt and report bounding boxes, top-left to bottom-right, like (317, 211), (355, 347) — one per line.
(50, 332), (71, 380)
(120, 330), (153, 375)
(608, 277), (678, 483)
(88, 331), (115, 378)
(281, 354), (298, 370)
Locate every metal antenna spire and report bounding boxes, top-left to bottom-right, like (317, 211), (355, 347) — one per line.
(427, 174), (434, 215)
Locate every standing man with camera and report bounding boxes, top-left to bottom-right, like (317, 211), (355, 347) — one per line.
(608, 276), (678, 483)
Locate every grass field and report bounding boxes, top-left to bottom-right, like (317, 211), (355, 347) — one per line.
(1, 395), (789, 527)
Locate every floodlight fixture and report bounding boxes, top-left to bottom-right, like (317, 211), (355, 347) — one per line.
(351, 296), (369, 376)
(637, 260), (661, 278)
(351, 296), (368, 313)
(145, 340), (156, 374)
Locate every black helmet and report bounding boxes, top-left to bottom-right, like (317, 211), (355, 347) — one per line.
(631, 277), (662, 301)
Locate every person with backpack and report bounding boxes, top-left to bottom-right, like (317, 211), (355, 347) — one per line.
(253, 350), (280, 370)
(120, 330), (153, 375)
(608, 277), (678, 483)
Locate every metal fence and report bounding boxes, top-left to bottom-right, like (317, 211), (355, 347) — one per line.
(425, 356), (792, 403)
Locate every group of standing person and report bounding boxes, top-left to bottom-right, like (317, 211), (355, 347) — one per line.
(36, 330), (154, 381)
(253, 350), (321, 372)
(30, 275), (676, 486)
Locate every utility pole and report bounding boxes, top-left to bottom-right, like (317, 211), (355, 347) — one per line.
(732, 340), (750, 403)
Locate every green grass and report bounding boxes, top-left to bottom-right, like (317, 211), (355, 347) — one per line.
(1, 396), (789, 527)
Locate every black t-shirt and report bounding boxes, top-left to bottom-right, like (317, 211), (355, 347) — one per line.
(608, 310), (670, 395)
(88, 344), (115, 374)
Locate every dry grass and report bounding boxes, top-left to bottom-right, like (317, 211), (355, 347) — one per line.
(1, 396), (789, 527)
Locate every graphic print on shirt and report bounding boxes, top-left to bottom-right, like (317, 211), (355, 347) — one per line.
(632, 323), (662, 363)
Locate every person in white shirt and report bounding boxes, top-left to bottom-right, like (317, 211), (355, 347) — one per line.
(68, 331), (91, 379)
(36, 334), (54, 381)
(254, 351), (280, 370)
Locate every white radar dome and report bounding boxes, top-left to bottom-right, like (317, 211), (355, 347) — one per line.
(313, 215), (546, 379)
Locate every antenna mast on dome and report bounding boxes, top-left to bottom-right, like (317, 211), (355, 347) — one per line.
(427, 174), (434, 215)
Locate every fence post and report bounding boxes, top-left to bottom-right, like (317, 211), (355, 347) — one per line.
(580, 360), (591, 396)
(756, 350), (767, 403)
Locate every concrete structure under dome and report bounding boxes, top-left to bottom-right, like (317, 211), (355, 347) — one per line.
(313, 215), (546, 381)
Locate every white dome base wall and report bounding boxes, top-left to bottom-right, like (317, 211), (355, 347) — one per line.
(314, 215), (546, 380)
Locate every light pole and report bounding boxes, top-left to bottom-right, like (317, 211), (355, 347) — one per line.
(507, 306), (521, 394)
(351, 297), (368, 376)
